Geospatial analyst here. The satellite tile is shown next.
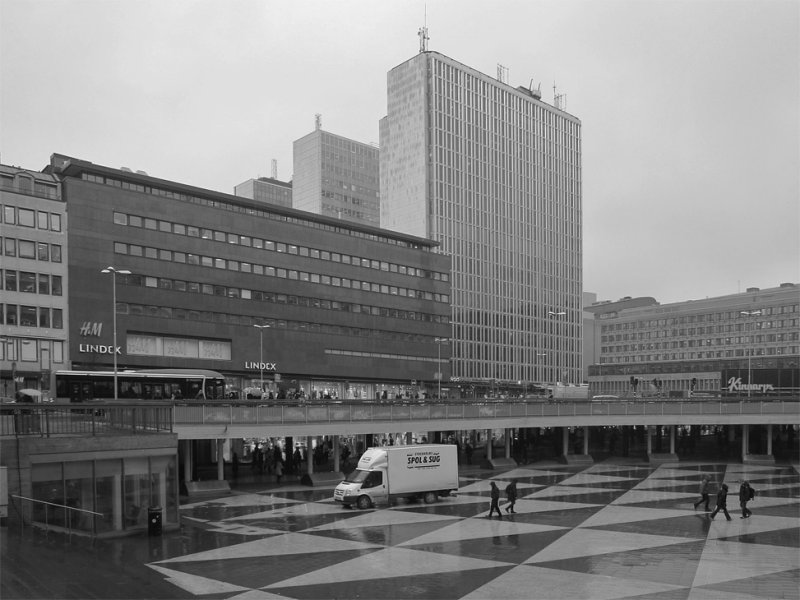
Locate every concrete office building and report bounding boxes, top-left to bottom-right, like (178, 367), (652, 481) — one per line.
(0, 164), (68, 398)
(234, 176), (292, 208)
(49, 153), (451, 401)
(585, 284), (800, 396)
(293, 126), (380, 227)
(380, 50), (582, 391)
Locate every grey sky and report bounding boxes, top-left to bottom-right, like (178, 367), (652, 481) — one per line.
(2, 0), (797, 305)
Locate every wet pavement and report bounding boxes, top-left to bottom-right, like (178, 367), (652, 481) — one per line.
(2, 459), (799, 599)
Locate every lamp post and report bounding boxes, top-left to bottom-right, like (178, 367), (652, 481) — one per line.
(434, 337), (448, 399)
(740, 310), (761, 397)
(548, 310), (567, 385)
(253, 324), (270, 396)
(100, 267), (131, 401)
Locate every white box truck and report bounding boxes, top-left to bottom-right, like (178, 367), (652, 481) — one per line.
(333, 444), (458, 509)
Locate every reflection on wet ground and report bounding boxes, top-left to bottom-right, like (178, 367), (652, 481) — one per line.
(2, 459), (798, 599)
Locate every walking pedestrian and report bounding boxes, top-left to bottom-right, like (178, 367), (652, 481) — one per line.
(487, 482), (503, 518)
(275, 457), (284, 484)
(232, 452), (239, 479)
(504, 481), (518, 513)
(709, 483), (732, 521)
(693, 475), (710, 511)
(739, 480), (753, 519)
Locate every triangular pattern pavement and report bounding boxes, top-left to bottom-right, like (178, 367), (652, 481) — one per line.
(145, 461), (799, 599)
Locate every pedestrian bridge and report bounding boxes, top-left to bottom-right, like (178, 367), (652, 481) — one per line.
(173, 398), (800, 440)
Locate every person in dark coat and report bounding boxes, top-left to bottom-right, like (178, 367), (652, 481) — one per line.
(694, 475), (710, 511)
(739, 481), (753, 519)
(487, 482), (502, 518)
(710, 483), (731, 521)
(504, 481), (518, 513)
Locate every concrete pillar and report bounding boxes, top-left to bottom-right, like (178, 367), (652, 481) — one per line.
(646, 427), (653, 455)
(669, 426), (676, 454)
(767, 424), (773, 455)
(485, 429), (493, 460)
(183, 439), (192, 484)
(505, 428), (512, 459)
(406, 432), (413, 444)
(333, 435), (340, 472)
(306, 435), (314, 475)
(583, 426), (589, 454)
(742, 424), (749, 459)
(562, 427), (569, 457)
(217, 439), (225, 480)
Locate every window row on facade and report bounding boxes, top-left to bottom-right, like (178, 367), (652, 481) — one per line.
(2, 204), (63, 231)
(3, 303), (64, 328)
(2, 237), (63, 262)
(600, 347), (800, 362)
(600, 307), (798, 331)
(602, 319), (800, 342)
(113, 244), (451, 306)
(112, 211), (448, 283)
(1, 337), (64, 363)
(118, 298), (444, 345)
(84, 172), (431, 251)
(3, 270), (63, 295)
(126, 271), (448, 323)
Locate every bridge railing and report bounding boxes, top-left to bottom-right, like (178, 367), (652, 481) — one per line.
(173, 398), (800, 426)
(0, 403), (173, 438)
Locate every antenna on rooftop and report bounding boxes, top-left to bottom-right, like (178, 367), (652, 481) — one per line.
(553, 81), (567, 110)
(497, 64), (509, 84)
(418, 6), (429, 52)
(315, 113), (322, 130)
(271, 159), (277, 179)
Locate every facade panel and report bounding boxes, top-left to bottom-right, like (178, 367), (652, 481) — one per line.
(0, 165), (68, 397)
(381, 51), (583, 390)
(54, 154), (451, 401)
(586, 284), (800, 396)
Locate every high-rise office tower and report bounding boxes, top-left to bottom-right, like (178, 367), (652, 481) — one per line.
(234, 176), (293, 208)
(380, 50), (582, 389)
(293, 125), (380, 227)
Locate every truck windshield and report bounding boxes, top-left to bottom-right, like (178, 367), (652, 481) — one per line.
(344, 469), (369, 484)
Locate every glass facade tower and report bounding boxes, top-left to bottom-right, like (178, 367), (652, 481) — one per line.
(294, 129), (380, 226)
(380, 51), (583, 388)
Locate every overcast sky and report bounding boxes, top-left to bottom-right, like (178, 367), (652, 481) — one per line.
(1, 0), (797, 305)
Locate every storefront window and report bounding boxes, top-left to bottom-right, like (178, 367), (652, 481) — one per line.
(64, 461), (94, 533)
(95, 459), (121, 534)
(123, 457), (150, 529)
(31, 463), (63, 526)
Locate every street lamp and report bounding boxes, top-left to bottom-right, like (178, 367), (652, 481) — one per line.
(741, 310), (762, 397)
(100, 266), (131, 401)
(253, 324), (270, 396)
(434, 337), (449, 399)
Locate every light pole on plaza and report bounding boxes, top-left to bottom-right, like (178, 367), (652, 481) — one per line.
(740, 309), (762, 397)
(254, 324), (270, 395)
(101, 266), (131, 401)
(548, 310), (567, 385)
(434, 337), (449, 399)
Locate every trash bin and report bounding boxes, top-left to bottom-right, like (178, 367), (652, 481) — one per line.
(147, 506), (162, 536)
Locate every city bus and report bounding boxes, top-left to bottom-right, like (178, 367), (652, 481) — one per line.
(54, 369), (226, 403)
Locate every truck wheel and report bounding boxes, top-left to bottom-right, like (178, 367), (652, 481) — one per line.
(356, 495), (372, 510)
(423, 491), (437, 504)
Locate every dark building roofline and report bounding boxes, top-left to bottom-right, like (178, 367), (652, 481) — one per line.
(48, 153), (438, 249)
(584, 297), (660, 314)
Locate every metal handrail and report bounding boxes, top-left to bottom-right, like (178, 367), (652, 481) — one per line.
(11, 493), (103, 536)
